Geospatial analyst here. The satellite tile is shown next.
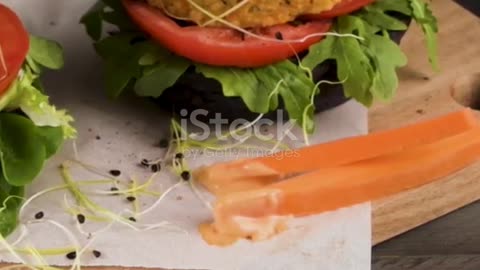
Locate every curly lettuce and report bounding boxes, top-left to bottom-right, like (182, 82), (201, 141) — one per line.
(0, 35), (75, 237)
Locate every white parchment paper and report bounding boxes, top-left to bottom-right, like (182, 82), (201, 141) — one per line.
(0, 0), (372, 269)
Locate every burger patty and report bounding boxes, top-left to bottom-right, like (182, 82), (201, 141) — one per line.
(146, 0), (343, 28)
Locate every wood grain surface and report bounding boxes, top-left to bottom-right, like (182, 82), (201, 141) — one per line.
(371, 1), (480, 269)
(1, 1), (479, 270)
(370, 0), (480, 245)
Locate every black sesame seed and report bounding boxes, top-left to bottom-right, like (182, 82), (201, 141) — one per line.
(92, 250), (102, 258)
(140, 159), (149, 167)
(181, 171), (191, 181)
(66, 251), (77, 260)
(110, 187), (119, 192)
(95, 135), (101, 140)
(175, 153), (184, 160)
(35, 211), (44, 220)
(128, 217), (137, 222)
(275, 32), (284, 40)
(126, 196), (136, 202)
(158, 139), (169, 148)
(151, 163), (161, 173)
(109, 170), (121, 177)
(77, 214), (86, 224)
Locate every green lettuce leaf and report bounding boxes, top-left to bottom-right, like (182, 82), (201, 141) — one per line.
(35, 126), (65, 159)
(302, 0), (439, 106)
(367, 34), (408, 100)
(302, 16), (378, 106)
(409, 0), (439, 71)
(0, 113), (47, 186)
(0, 35), (76, 139)
(28, 35), (64, 70)
(4, 68), (76, 139)
(197, 61), (316, 128)
(0, 35), (72, 237)
(82, 0), (438, 130)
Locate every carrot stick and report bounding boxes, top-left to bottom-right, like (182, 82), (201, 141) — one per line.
(195, 109), (479, 195)
(208, 126), (480, 242)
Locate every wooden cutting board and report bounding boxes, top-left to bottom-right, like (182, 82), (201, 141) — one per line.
(1, 1), (479, 269)
(371, 0), (480, 245)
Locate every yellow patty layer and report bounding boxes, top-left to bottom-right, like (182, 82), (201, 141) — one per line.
(147, 0), (343, 28)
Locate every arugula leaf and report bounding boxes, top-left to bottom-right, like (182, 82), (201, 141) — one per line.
(196, 65), (272, 113)
(82, 0), (437, 131)
(302, 17), (375, 106)
(81, 0), (136, 41)
(94, 34), (148, 98)
(0, 113), (47, 187)
(358, 7), (408, 31)
(135, 55), (190, 97)
(367, 34), (408, 100)
(197, 61), (315, 129)
(80, 1), (106, 41)
(28, 36), (64, 70)
(369, 0), (413, 16)
(409, 0), (439, 71)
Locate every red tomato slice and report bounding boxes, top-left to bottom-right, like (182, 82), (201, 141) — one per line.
(122, 0), (332, 68)
(0, 4), (29, 96)
(303, 0), (375, 20)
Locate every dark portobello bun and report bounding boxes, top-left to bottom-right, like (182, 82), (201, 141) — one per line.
(156, 13), (411, 122)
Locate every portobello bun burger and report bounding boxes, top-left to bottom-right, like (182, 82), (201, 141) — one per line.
(0, 4), (75, 237)
(82, 0), (437, 129)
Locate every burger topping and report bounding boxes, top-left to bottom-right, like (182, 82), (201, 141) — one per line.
(81, 0), (438, 135)
(123, 0), (333, 67)
(0, 3), (29, 95)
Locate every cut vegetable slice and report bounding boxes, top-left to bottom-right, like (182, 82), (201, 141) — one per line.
(0, 3), (30, 94)
(194, 109), (479, 195)
(203, 126), (480, 244)
(122, 0), (332, 67)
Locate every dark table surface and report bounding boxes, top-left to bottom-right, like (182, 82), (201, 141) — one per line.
(456, 0), (480, 16)
(372, 1), (480, 269)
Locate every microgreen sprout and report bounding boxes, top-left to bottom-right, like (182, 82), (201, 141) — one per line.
(200, 0), (250, 26)
(301, 79), (347, 145)
(9, 225), (28, 247)
(0, 44), (7, 81)
(19, 185), (66, 218)
(0, 196), (24, 212)
(60, 163), (186, 233)
(25, 219), (82, 270)
(133, 181), (185, 217)
(92, 174), (156, 195)
(129, 177), (141, 215)
(0, 232), (27, 266)
(185, 0), (364, 43)
(14, 246), (76, 257)
(66, 159), (120, 181)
